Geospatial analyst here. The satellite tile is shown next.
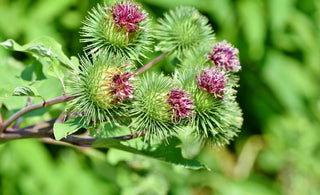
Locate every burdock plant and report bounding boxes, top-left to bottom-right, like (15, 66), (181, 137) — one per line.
(0, 0), (243, 168)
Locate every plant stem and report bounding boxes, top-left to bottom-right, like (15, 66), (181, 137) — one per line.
(61, 130), (146, 146)
(0, 118), (145, 145)
(0, 119), (55, 142)
(135, 52), (168, 75)
(0, 95), (77, 133)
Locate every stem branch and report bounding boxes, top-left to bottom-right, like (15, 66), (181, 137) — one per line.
(61, 130), (145, 146)
(0, 95), (77, 133)
(135, 52), (168, 75)
(0, 118), (145, 145)
(0, 119), (55, 142)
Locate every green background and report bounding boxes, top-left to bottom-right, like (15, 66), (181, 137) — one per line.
(0, 0), (320, 194)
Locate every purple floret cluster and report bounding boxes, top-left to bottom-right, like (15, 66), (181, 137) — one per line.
(167, 89), (195, 119)
(108, 1), (147, 32)
(111, 71), (134, 102)
(196, 67), (227, 99)
(206, 40), (241, 72)
(196, 40), (241, 99)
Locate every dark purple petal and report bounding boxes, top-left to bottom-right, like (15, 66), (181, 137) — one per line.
(196, 67), (227, 99)
(206, 40), (241, 72)
(167, 89), (195, 119)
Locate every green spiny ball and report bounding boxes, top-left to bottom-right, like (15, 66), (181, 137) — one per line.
(175, 68), (243, 146)
(179, 45), (212, 69)
(129, 73), (175, 142)
(68, 53), (135, 127)
(81, 1), (153, 62)
(156, 6), (215, 57)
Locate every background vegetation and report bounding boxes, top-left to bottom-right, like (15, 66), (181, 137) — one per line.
(0, 0), (319, 194)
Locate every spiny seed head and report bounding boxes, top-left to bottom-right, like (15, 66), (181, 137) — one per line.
(107, 1), (147, 33)
(167, 89), (195, 120)
(196, 67), (227, 99)
(129, 73), (176, 142)
(155, 6), (215, 56)
(206, 40), (241, 72)
(174, 69), (243, 147)
(81, 2), (152, 62)
(67, 54), (136, 126)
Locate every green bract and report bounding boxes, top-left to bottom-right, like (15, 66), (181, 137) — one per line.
(67, 53), (135, 127)
(129, 73), (176, 142)
(81, 2), (153, 62)
(156, 6), (215, 57)
(179, 45), (212, 69)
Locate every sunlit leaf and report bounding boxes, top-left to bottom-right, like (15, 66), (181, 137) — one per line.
(47, 59), (65, 84)
(12, 86), (46, 103)
(12, 86), (36, 97)
(53, 117), (84, 140)
(93, 136), (209, 170)
(0, 36), (77, 69)
(21, 61), (47, 81)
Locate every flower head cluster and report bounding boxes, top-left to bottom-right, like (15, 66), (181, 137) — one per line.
(107, 1), (147, 33)
(111, 71), (134, 102)
(196, 67), (227, 99)
(167, 89), (195, 120)
(74, 4), (243, 146)
(206, 40), (241, 72)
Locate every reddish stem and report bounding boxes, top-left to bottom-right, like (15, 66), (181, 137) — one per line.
(0, 95), (77, 133)
(135, 52), (168, 75)
(0, 118), (145, 145)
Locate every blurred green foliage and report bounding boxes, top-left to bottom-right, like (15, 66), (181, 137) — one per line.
(1, 0), (320, 194)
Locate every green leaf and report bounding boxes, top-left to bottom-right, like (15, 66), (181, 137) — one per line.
(12, 86), (45, 102)
(32, 76), (63, 102)
(0, 58), (26, 110)
(53, 117), (83, 140)
(47, 59), (65, 81)
(0, 36), (76, 69)
(12, 86), (36, 97)
(93, 136), (209, 170)
(21, 61), (46, 81)
(70, 56), (80, 71)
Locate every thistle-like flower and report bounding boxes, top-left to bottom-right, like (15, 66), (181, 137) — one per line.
(206, 40), (241, 72)
(155, 6), (215, 56)
(174, 69), (242, 146)
(81, 1), (152, 62)
(107, 1), (147, 32)
(129, 73), (176, 142)
(196, 67), (227, 99)
(67, 54), (135, 126)
(167, 89), (195, 122)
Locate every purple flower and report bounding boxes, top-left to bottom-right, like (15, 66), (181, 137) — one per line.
(111, 71), (134, 102)
(206, 40), (241, 72)
(196, 67), (227, 99)
(167, 89), (195, 120)
(108, 1), (147, 33)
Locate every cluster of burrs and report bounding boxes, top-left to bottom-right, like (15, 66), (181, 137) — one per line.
(68, 0), (243, 146)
